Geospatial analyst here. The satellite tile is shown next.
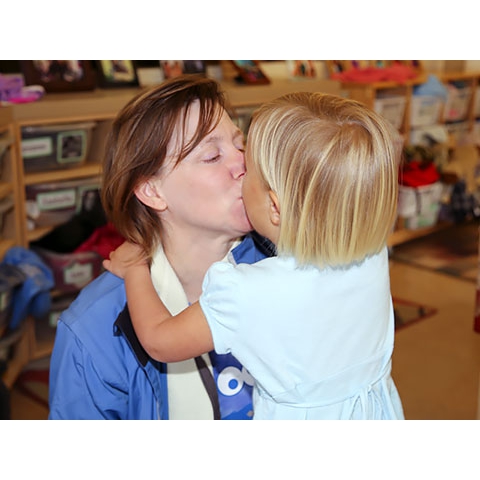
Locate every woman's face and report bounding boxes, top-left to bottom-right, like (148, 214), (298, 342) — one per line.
(153, 102), (252, 240)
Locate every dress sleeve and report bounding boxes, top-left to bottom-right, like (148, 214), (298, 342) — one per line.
(198, 261), (244, 356)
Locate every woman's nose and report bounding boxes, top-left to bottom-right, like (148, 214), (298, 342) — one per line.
(230, 148), (246, 179)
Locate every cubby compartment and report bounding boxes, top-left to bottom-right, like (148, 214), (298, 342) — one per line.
(25, 177), (100, 230)
(374, 94), (407, 130)
(33, 247), (103, 294)
(21, 121), (96, 173)
(443, 84), (472, 122)
(410, 95), (443, 128)
(0, 122), (20, 259)
(397, 182), (444, 230)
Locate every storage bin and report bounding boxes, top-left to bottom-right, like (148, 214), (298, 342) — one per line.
(443, 86), (471, 122)
(33, 247), (103, 294)
(21, 121), (96, 172)
(409, 124), (449, 147)
(397, 182), (443, 230)
(25, 178), (100, 229)
(410, 95), (443, 127)
(374, 96), (406, 130)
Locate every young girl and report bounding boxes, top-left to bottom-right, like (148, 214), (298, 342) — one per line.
(104, 92), (405, 420)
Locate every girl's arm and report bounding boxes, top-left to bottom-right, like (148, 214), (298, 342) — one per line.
(103, 242), (214, 362)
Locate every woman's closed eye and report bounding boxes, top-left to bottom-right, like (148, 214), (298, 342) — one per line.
(204, 152), (221, 163)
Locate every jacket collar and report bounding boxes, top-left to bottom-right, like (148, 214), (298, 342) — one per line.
(114, 305), (150, 368)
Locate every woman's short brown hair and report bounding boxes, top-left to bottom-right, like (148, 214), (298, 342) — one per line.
(247, 92), (402, 268)
(101, 74), (226, 258)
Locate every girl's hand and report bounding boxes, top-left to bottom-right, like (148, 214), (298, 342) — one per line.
(103, 241), (147, 279)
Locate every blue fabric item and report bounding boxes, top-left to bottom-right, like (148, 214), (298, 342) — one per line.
(413, 74), (449, 101)
(209, 349), (254, 419)
(48, 233), (269, 420)
(2, 247), (54, 330)
(209, 234), (270, 419)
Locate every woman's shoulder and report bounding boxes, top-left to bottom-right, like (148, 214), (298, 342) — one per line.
(58, 271), (127, 332)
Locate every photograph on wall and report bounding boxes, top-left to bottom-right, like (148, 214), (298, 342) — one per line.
(286, 60), (317, 79)
(230, 60), (270, 85)
(95, 61), (138, 88)
(20, 60), (96, 92)
(159, 60), (206, 80)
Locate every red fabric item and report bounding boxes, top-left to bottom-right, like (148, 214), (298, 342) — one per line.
(400, 161), (440, 187)
(332, 64), (419, 84)
(74, 222), (125, 259)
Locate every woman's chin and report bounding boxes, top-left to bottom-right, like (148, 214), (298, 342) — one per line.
(236, 216), (253, 235)
(233, 204), (253, 234)
(237, 217), (253, 235)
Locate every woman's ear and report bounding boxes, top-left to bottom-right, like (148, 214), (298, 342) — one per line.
(268, 190), (280, 226)
(134, 180), (168, 212)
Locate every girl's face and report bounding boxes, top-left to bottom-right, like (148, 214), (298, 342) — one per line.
(153, 102), (252, 241)
(242, 149), (279, 245)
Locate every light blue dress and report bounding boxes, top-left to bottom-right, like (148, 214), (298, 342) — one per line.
(199, 247), (404, 420)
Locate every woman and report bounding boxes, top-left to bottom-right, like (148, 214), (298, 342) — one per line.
(48, 75), (272, 419)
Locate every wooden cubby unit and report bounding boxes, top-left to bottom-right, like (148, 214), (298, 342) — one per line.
(339, 70), (480, 246)
(1, 77), (343, 389)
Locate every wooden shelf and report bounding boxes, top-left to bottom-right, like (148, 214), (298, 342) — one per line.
(339, 69), (480, 249)
(26, 226), (54, 243)
(0, 78), (344, 388)
(439, 71), (480, 82)
(2, 69), (475, 391)
(388, 223), (451, 247)
(340, 75), (428, 91)
(220, 77), (342, 107)
(0, 182), (13, 197)
(24, 163), (101, 186)
(0, 238), (16, 259)
(1, 319), (33, 389)
(5, 88), (140, 124)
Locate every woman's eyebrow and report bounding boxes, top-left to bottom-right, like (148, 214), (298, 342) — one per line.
(233, 128), (244, 140)
(203, 127), (244, 145)
(204, 134), (221, 145)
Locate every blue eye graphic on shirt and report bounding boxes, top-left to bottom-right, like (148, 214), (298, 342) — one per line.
(217, 366), (254, 396)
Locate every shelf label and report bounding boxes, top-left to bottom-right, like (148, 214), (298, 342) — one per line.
(22, 137), (53, 158)
(64, 262), (93, 288)
(36, 189), (76, 211)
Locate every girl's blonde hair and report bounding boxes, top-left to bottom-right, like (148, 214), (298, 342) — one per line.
(246, 92), (402, 268)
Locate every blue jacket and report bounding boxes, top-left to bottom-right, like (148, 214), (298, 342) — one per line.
(48, 234), (272, 419)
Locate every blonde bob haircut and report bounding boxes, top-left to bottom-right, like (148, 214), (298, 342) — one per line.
(246, 92), (402, 268)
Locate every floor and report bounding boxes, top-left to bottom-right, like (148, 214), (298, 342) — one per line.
(390, 260), (480, 419)
(7, 257), (480, 420)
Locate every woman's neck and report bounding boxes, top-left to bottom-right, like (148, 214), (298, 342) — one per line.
(162, 232), (238, 304)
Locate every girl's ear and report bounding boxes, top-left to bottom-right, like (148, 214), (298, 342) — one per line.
(134, 180), (168, 212)
(268, 190), (281, 226)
